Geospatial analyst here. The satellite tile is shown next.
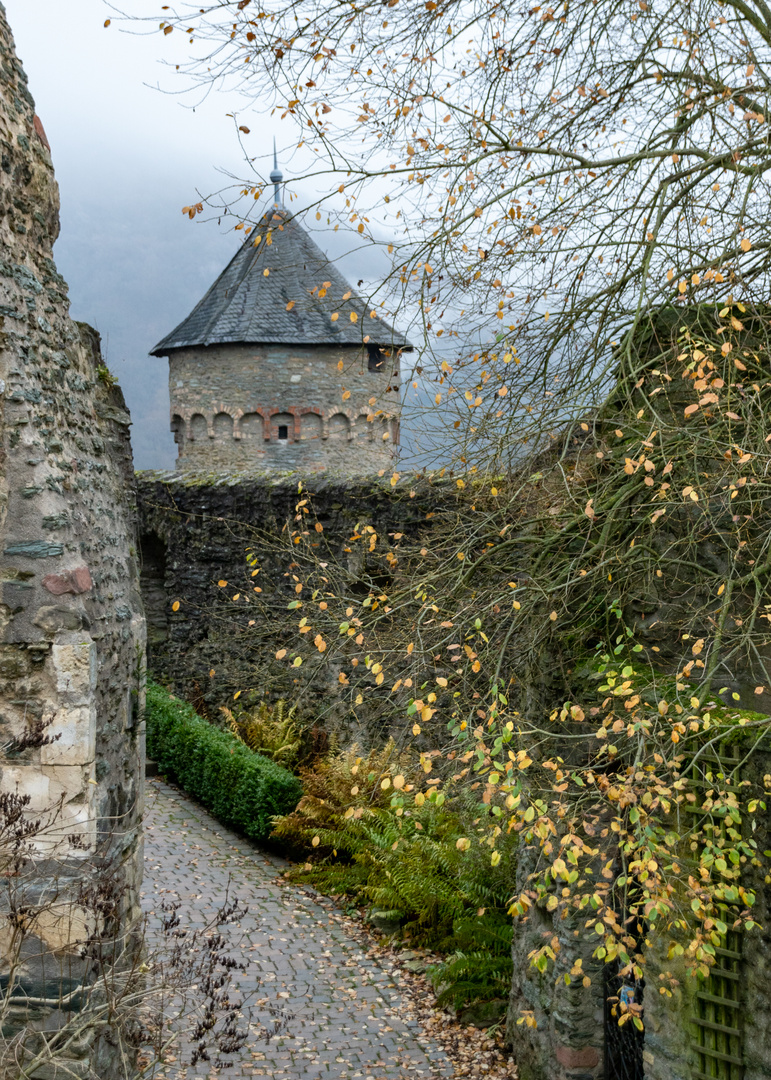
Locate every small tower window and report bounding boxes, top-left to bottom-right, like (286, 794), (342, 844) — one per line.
(368, 345), (384, 371)
(278, 424), (289, 441)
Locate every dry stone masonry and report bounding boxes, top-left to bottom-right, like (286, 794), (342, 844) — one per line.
(152, 200), (411, 475)
(0, 6), (145, 1073)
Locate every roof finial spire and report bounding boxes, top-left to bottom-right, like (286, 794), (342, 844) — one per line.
(269, 138), (284, 208)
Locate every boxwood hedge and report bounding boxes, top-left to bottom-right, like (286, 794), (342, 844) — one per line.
(145, 681), (302, 842)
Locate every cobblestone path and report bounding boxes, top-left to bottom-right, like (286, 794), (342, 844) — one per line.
(143, 779), (454, 1080)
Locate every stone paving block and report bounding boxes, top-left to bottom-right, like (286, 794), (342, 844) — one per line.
(143, 779), (454, 1080)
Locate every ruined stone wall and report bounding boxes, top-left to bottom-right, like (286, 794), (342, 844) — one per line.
(167, 342), (401, 473)
(0, 7), (145, 1073)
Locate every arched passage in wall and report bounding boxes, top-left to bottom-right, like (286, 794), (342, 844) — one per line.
(139, 532), (168, 644)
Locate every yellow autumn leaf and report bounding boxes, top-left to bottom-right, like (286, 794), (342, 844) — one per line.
(350, 311), (358, 322)
(312, 836), (320, 847)
(172, 600), (180, 611)
(741, 237), (752, 252)
(331, 312), (339, 321)
(286, 300), (295, 311)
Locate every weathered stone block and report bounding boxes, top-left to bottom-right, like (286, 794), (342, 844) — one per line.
(51, 638), (96, 703)
(39, 705), (95, 765)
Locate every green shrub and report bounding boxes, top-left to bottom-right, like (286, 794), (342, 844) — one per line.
(145, 681), (302, 842)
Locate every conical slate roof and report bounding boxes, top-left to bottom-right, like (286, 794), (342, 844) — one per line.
(151, 209), (410, 355)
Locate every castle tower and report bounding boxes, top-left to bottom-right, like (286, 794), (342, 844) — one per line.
(151, 185), (410, 473)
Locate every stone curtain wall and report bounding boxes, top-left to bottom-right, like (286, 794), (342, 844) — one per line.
(0, 7), (145, 1073)
(167, 343), (401, 473)
(137, 471), (448, 729)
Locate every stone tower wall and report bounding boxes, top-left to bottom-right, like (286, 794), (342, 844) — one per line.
(0, 6), (145, 1073)
(168, 343), (401, 473)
